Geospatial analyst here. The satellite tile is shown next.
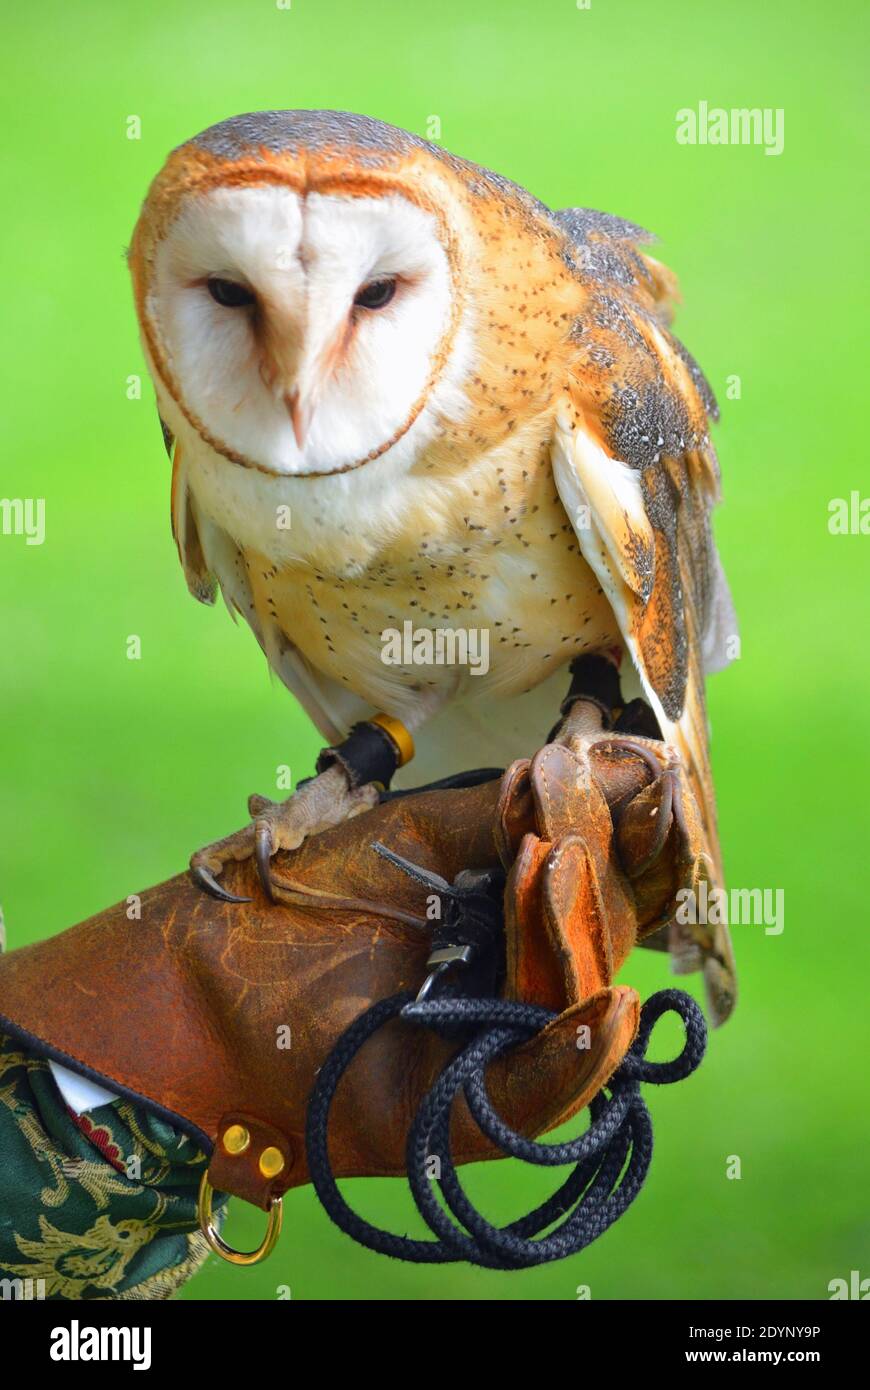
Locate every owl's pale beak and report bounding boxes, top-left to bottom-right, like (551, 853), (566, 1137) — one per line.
(284, 389), (313, 450)
(279, 321), (347, 450)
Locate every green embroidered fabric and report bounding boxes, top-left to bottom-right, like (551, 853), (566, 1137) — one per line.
(0, 1033), (224, 1300)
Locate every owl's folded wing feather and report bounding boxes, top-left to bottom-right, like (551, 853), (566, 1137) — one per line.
(169, 437), (216, 606)
(548, 221), (738, 1018)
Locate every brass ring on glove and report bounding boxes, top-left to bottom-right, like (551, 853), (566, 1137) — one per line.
(197, 1171), (283, 1266)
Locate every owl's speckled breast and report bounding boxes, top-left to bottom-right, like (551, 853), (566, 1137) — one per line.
(240, 439), (619, 723)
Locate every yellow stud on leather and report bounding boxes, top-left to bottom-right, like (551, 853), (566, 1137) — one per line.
(370, 713), (415, 768)
(258, 1146), (286, 1179)
(222, 1123), (251, 1156)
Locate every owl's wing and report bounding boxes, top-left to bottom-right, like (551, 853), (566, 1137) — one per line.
(548, 217), (738, 1018)
(168, 434), (216, 605)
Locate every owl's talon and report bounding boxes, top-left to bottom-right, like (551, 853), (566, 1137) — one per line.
(255, 821), (277, 902)
(190, 864), (252, 905)
(189, 822), (259, 902)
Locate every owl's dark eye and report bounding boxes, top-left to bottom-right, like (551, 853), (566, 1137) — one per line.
(207, 277), (256, 308)
(353, 277), (397, 310)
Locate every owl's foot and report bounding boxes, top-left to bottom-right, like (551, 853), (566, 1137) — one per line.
(557, 693), (688, 890)
(190, 765), (380, 904)
(553, 658), (736, 1023)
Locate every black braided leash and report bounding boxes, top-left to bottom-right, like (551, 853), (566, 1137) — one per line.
(305, 981), (707, 1269)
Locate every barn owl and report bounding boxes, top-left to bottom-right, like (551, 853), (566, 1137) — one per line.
(129, 111), (738, 1020)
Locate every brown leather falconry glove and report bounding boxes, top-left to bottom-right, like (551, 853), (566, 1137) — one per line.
(0, 737), (708, 1266)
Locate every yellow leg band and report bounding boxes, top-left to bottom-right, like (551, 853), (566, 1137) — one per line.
(370, 713), (415, 768)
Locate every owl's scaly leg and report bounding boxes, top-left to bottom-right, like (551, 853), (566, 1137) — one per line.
(553, 652), (662, 744)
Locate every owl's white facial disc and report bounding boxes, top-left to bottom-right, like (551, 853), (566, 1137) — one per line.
(147, 185), (455, 476)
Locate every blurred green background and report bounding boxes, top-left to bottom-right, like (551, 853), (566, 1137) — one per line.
(1, 0), (867, 1301)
